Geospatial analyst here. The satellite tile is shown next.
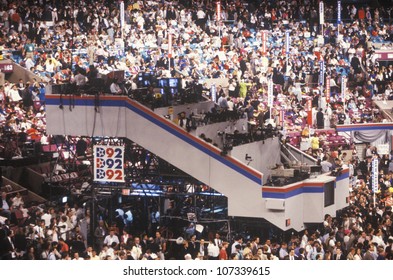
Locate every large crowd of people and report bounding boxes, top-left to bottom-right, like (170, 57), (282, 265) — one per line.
(1, 0), (393, 260)
(0, 79), (47, 159)
(1, 0), (392, 131)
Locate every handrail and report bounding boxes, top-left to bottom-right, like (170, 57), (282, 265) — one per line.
(281, 143), (301, 164)
(0, 59), (50, 83)
(286, 143), (318, 164)
(2, 176), (46, 203)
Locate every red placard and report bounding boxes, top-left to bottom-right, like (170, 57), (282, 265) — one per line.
(306, 99), (312, 126)
(0, 63), (14, 73)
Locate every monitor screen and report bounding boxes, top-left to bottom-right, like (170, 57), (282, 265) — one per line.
(169, 78), (178, 88)
(310, 165), (322, 173)
(158, 79), (169, 88)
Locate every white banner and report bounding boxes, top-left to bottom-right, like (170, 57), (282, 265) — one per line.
(337, 0), (341, 23)
(285, 31), (290, 54)
(377, 144), (390, 155)
(120, 1), (125, 28)
(94, 145), (125, 183)
(319, 1), (325, 25)
(217, 1), (221, 21)
(372, 157), (378, 193)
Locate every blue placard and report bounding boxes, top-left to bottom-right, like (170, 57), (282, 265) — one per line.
(319, 61), (325, 86)
(372, 158), (378, 193)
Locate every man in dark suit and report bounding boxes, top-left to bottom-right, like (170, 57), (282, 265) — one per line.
(0, 227), (14, 260)
(298, 248), (307, 260)
(357, 156), (372, 179)
(350, 54), (362, 74)
(316, 108), (324, 129)
(166, 6), (177, 21)
(0, 192), (11, 220)
(140, 233), (149, 254)
(198, 239), (208, 259)
(333, 248), (346, 260)
(284, 248), (299, 260)
(188, 234), (199, 259)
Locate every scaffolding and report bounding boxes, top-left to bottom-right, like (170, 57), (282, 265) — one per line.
(44, 135), (229, 246)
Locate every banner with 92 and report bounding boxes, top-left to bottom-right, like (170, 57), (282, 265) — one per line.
(94, 145), (125, 183)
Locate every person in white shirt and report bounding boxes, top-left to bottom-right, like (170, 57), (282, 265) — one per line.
(0, 191), (11, 220)
(73, 71), (88, 87)
(10, 192), (23, 209)
(371, 229), (386, 249)
(104, 229), (120, 248)
(41, 209), (52, 228)
(57, 215), (69, 240)
(33, 220), (46, 239)
(197, 9), (205, 20)
(321, 156), (333, 173)
(231, 236), (243, 254)
(73, 252), (84, 260)
(45, 59), (55, 76)
(214, 232), (223, 248)
(40, 133), (49, 145)
(25, 57), (35, 71)
(131, 237), (143, 260)
(227, 97), (234, 111)
(365, 145), (374, 157)
(99, 245), (109, 260)
(106, 244), (116, 259)
(6, 84), (22, 102)
(110, 79), (123, 95)
(90, 249), (100, 260)
(95, 45), (108, 61)
(207, 240), (219, 260)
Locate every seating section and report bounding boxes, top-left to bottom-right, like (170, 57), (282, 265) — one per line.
(287, 129), (350, 152)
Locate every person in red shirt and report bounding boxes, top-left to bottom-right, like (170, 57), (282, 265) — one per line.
(219, 241), (229, 260)
(358, 7), (365, 20)
(26, 124), (41, 142)
(58, 238), (69, 255)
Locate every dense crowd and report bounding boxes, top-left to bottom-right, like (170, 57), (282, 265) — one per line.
(0, 0), (392, 132)
(2, 166), (393, 261)
(1, 0), (393, 260)
(0, 78), (47, 159)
